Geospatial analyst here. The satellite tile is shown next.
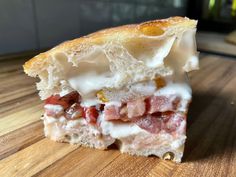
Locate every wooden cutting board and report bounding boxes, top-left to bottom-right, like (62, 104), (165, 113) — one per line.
(0, 54), (236, 177)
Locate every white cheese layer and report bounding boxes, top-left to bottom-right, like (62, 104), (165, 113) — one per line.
(154, 83), (191, 100)
(44, 104), (64, 114)
(68, 72), (113, 96)
(99, 114), (146, 139)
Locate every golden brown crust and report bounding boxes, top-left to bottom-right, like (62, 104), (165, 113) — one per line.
(23, 16), (196, 74)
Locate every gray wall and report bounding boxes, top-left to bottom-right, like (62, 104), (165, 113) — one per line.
(0, 0), (187, 56)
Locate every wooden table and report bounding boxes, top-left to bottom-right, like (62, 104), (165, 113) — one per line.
(0, 54), (236, 177)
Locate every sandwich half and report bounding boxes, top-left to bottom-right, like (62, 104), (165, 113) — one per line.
(24, 17), (199, 162)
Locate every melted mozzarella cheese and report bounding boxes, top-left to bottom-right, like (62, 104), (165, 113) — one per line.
(68, 72), (113, 95)
(154, 83), (191, 100)
(44, 104), (64, 113)
(131, 81), (156, 95)
(99, 114), (145, 139)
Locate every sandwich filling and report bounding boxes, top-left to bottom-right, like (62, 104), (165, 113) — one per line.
(40, 28), (197, 160)
(44, 76), (190, 140)
(24, 17), (199, 162)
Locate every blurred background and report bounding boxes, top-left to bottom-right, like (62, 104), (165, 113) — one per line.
(0, 0), (236, 57)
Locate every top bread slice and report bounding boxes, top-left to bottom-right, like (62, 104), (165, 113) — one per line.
(23, 16), (198, 100)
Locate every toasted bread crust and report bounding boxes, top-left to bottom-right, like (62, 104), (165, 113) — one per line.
(23, 17), (196, 74)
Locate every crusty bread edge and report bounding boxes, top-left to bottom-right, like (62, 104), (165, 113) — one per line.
(23, 16), (197, 77)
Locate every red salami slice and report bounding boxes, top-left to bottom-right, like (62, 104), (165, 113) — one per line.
(85, 106), (99, 123)
(127, 99), (146, 118)
(45, 91), (81, 109)
(134, 112), (185, 134)
(147, 95), (180, 114)
(65, 103), (84, 120)
(163, 112), (186, 133)
(104, 105), (121, 120)
(133, 115), (162, 134)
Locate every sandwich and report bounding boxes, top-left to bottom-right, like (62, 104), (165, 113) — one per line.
(23, 17), (199, 162)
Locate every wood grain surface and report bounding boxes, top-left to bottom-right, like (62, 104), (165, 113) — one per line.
(0, 54), (236, 177)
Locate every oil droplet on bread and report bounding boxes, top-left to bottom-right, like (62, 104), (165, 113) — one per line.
(97, 90), (109, 102)
(155, 77), (166, 88)
(140, 25), (164, 36)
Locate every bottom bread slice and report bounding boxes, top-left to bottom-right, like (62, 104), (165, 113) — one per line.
(43, 114), (186, 162)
